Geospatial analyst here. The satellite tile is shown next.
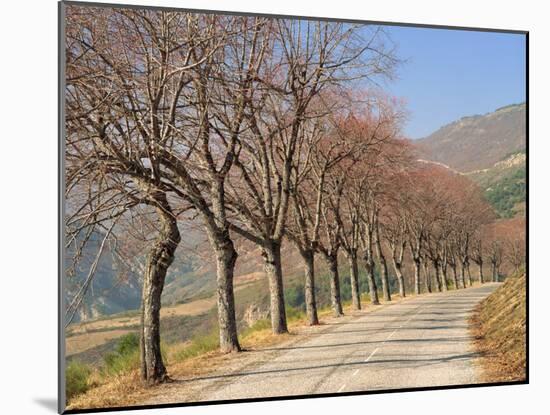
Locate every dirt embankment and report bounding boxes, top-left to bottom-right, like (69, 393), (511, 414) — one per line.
(471, 274), (527, 382)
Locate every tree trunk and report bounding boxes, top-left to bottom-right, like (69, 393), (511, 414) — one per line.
(301, 249), (319, 325)
(414, 258), (421, 295)
(441, 263), (449, 291)
(433, 261), (443, 292)
(326, 255), (344, 317)
(491, 262), (498, 282)
(375, 234), (391, 301)
(213, 239), (241, 353)
(478, 261), (484, 284)
(437, 262), (447, 292)
(392, 258), (406, 298)
(451, 265), (459, 289)
(140, 201), (180, 385)
(365, 255), (380, 305)
(460, 263), (467, 288)
(349, 252), (361, 310)
(423, 261), (432, 293)
(206, 180), (241, 352)
(466, 262), (473, 286)
(262, 240), (288, 334)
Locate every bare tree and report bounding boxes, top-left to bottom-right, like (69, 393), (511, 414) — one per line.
(226, 21), (397, 333)
(383, 218), (408, 297)
(488, 240), (504, 282)
(446, 239), (461, 288)
(470, 234), (485, 283)
(317, 173), (346, 316)
(286, 101), (372, 321)
(65, 9), (269, 365)
(65, 7), (210, 383)
(505, 236), (526, 274)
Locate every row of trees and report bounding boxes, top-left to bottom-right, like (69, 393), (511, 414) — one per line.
(64, 6), (525, 386)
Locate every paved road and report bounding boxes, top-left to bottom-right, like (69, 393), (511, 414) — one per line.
(147, 283), (499, 404)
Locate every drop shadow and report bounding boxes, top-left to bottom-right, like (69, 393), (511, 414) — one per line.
(34, 398), (58, 413)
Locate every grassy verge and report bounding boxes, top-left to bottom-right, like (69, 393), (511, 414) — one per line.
(470, 274), (526, 382)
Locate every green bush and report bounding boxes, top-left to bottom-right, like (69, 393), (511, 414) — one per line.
(102, 333), (140, 376)
(285, 284), (305, 309)
(66, 360), (91, 401)
(116, 332), (140, 356)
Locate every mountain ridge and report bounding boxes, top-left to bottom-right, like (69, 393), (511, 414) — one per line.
(416, 102), (526, 172)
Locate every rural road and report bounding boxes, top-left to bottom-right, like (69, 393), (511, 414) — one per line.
(146, 283), (500, 404)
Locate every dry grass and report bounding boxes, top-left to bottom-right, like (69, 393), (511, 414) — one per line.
(66, 329), (136, 356)
(68, 297), (217, 336)
(471, 274), (527, 382)
(67, 370), (150, 410)
(66, 280), (264, 355)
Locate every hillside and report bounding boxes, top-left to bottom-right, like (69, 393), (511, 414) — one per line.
(467, 151), (526, 218)
(65, 231), (142, 322)
(471, 274), (526, 381)
(417, 103), (526, 172)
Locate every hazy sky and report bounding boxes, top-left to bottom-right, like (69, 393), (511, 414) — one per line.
(378, 26), (526, 139)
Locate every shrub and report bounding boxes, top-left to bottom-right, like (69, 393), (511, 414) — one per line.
(66, 360), (91, 401)
(285, 284), (305, 309)
(116, 332), (139, 356)
(102, 333), (140, 376)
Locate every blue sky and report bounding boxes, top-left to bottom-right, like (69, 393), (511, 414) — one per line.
(377, 26), (526, 139)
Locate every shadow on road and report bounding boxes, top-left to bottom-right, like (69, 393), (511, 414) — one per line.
(171, 352), (483, 385)
(251, 336), (473, 352)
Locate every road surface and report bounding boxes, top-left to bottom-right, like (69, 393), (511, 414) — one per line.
(146, 283), (499, 404)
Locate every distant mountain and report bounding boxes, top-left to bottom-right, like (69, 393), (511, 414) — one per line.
(416, 103), (526, 172)
(66, 223), (306, 323)
(65, 231), (142, 322)
(467, 151), (526, 218)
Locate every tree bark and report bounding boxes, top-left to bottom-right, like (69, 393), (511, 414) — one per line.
(478, 261), (484, 284)
(349, 252), (361, 310)
(375, 237), (391, 301)
(364, 254), (380, 305)
(140, 200), (180, 385)
(414, 258), (421, 295)
(326, 255), (344, 317)
(451, 264), (459, 289)
(466, 262), (473, 286)
(433, 261), (442, 292)
(213, 238), (241, 353)
(391, 257), (406, 298)
(262, 240), (288, 334)
(441, 263), (449, 291)
(301, 249), (319, 325)
(491, 262), (498, 282)
(423, 261), (432, 293)
(437, 261), (447, 292)
(460, 263), (467, 288)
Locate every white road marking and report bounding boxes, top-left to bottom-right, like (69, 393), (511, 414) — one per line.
(365, 348), (379, 362)
(352, 369), (359, 376)
(383, 304), (429, 344)
(338, 384), (346, 392)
